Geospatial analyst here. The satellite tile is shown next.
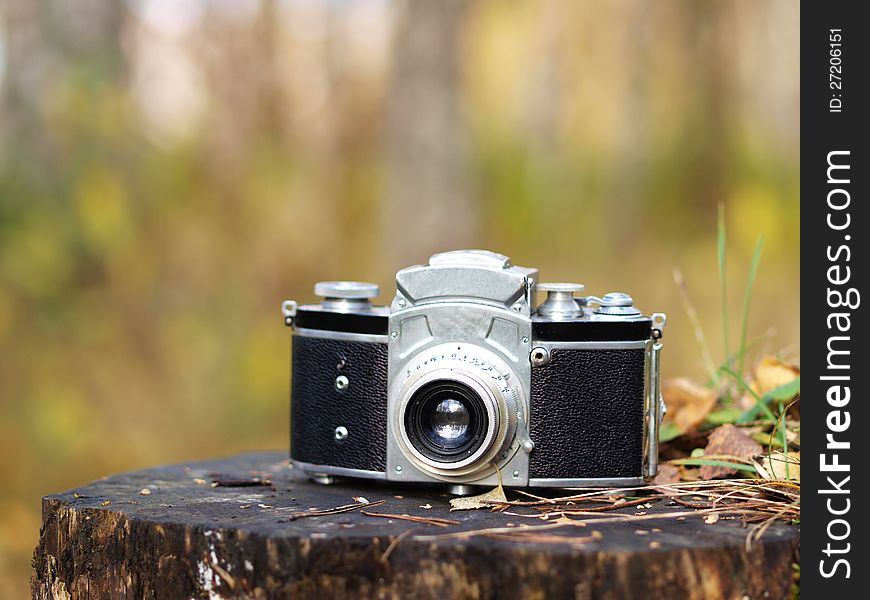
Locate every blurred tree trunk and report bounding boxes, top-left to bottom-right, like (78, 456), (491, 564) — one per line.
(1, 0), (126, 179)
(681, 0), (733, 218)
(381, 0), (476, 270)
(610, 0), (653, 249)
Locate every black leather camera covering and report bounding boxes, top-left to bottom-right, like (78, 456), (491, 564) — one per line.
(529, 348), (645, 479)
(291, 335), (388, 472)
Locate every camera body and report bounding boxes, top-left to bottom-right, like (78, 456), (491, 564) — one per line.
(282, 250), (666, 490)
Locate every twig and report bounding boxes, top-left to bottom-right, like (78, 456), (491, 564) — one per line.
(381, 529), (415, 563)
(287, 499), (385, 521)
(485, 531), (596, 545)
(362, 511), (459, 527)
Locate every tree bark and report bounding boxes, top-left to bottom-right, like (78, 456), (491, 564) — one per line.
(32, 452), (799, 599)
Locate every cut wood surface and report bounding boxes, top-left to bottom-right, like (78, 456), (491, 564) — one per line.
(32, 452), (799, 599)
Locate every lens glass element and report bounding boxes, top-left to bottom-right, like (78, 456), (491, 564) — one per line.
(404, 379), (489, 463)
(424, 398), (471, 445)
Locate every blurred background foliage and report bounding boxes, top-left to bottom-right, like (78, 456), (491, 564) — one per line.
(0, 0), (798, 594)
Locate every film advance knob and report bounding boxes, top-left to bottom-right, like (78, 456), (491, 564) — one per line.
(314, 281), (379, 312)
(536, 282), (585, 318)
(314, 281), (379, 300)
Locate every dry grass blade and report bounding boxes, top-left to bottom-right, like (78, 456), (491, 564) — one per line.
(528, 497), (653, 518)
(490, 479), (784, 507)
(484, 479), (798, 535)
(413, 507), (772, 543)
(745, 500), (801, 551)
(673, 267), (718, 384)
(513, 489), (556, 502)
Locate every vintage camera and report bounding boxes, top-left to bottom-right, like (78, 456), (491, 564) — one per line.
(282, 250), (666, 492)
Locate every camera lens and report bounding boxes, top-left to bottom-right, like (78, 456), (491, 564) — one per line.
(404, 380), (489, 463)
(426, 398), (471, 444)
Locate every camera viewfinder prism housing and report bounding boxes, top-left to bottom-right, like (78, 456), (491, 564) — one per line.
(282, 250), (666, 491)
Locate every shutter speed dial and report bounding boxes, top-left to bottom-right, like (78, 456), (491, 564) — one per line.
(593, 292), (641, 316)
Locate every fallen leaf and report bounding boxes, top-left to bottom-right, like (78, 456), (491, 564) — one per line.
(100, 500), (111, 506)
(138, 488), (152, 496)
(257, 503), (272, 509)
(761, 451), (800, 481)
(679, 467), (700, 482)
(353, 496), (370, 504)
(653, 464), (680, 485)
(704, 514), (719, 524)
(419, 503), (432, 510)
(700, 425), (763, 479)
(449, 484), (507, 511)
(753, 357), (800, 396)
(662, 378), (717, 434)
(194, 478), (208, 485)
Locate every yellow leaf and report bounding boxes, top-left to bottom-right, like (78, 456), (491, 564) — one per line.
(449, 483), (507, 511)
(662, 378), (717, 434)
(753, 357), (800, 397)
(762, 451), (800, 481)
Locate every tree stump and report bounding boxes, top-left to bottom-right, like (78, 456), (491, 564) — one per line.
(32, 452), (799, 599)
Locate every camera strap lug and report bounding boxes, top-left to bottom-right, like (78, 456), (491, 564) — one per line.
(651, 312), (667, 339)
(281, 300), (298, 326)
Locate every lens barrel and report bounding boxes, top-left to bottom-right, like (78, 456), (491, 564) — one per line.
(404, 380), (489, 463)
(392, 348), (521, 480)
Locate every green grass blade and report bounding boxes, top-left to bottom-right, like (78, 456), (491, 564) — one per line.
(719, 365), (778, 422)
(668, 458), (758, 474)
(705, 407), (744, 425)
(717, 203), (731, 369)
(736, 377), (800, 423)
(779, 403), (790, 480)
(738, 236), (765, 378)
